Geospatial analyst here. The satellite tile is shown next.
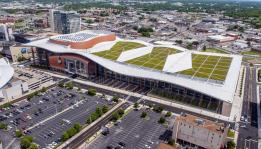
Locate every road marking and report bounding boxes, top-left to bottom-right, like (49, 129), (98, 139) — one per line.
(5, 138), (16, 149)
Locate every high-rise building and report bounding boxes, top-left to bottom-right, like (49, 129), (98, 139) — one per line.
(50, 10), (81, 34)
(0, 24), (14, 41)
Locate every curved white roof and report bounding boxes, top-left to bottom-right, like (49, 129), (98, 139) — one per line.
(0, 58), (14, 89)
(25, 36), (242, 103)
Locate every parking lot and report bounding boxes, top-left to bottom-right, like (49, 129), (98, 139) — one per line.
(0, 86), (117, 149)
(86, 108), (172, 149)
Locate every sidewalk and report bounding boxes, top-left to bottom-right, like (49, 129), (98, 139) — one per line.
(256, 86), (261, 148)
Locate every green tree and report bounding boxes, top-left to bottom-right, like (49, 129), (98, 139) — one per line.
(112, 96), (119, 103)
(65, 82), (73, 90)
(140, 112), (147, 118)
(118, 109), (124, 116)
(111, 112), (120, 122)
(73, 123), (82, 133)
(20, 136), (33, 149)
(158, 117), (166, 124)
(61, 132), (69, 142)
(168, 139), (175, 146)
(175, 40), (183, 44)
(226, 141), (236, 149)
(28, 143), (38, 149)
(58, 82), (64, 88)
(15, 130), (23, 138)
(87, 88), (96, 96)
(134, 102), (139, 109)
(165, 111), (172, 117)
(40, 87), (47, 93)
(102, 105), (109, 113)
(67, 127), (77, 138)
(0, 123), (7, 130)
(95, 106), (103, 117)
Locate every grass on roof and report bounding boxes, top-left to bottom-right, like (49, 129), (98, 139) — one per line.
(203, 48), (229, 54)
(126, 47), (181, 70)
(93, 41), (145, 60)
(178, 54), (232, 81)
(241, 50), (261, 56)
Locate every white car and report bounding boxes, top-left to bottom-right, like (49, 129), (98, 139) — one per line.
(145, 145), (151, 148)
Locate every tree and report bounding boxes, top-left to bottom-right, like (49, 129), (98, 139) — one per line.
(158, 117), (166, 124)
(165, 111), (172, 117)
(203, 45), (206, 51)
(141, 112), (147, 118)
(168, 139), (175, 146)
(40, 87), (47, 93)
(61, 132), (69, 142)
(95, 106), (103, 117)
(87, 88), (96, 96)
(28, 143), (38, 149)
(20, 136), (33, 149)
(20, 138), (31, 149)
(15, 130), (23, 138)
(118, 109), (124, 116)
(65, 82), (73, 90)
(0, 123), (7, 130)
(175, 40), (183, 44)
(112, 96), (119, 103)
(154, 106), (163, 113)
(73, 123), (82, 133)
(134, 102), (139, 109)
(67, 127), (77, 138)
(102, 105), (109, 113)
(226, 141), (236, 149)
(111, 112), (120, 122)
(58, 82), (64, 88)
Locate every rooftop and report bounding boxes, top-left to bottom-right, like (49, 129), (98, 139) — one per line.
(176, 114), (227, 134)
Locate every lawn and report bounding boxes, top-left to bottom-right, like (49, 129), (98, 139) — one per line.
(126, 47), (180, 70)
(93, 41), (145, 60)
(241, 50), (261, 56)
(178, 54), (232, 81)
(203, 48), (228, 54)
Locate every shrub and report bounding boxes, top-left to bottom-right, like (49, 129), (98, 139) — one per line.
(15, 130), (23, 138)
(226, 141), (236, 149)
(40, 87), (47, 93)
(111, 112), (120, 122)
(58, 82), (64, 88)
(118, 109), (124, 116)
(158, 117), (165, 124)
(73, 123), (82, 133)
(102, 105), (109, 113)
(112, 96), (119, 103)
(20, 136), (33, 149)
(141, 112), (147, 118)
(165, 111), (172, 117)
(87, 88), (96, 96)
(65, 82), (73, 90)
(153, 106), (163, 113)
(134, 102), (139, 109)
(28, 143), (38, 149)
(168, 139), (175, 146)
(0, 123), (7, 130)
(61, 132), (69, 142)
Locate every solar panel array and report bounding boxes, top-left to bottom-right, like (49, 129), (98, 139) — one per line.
(55, 33), (97, 42)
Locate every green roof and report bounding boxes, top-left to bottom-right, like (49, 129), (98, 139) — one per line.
(126, 47), (181, 70)
(178, 54), (232, 81)
(93, 41), (145, 60)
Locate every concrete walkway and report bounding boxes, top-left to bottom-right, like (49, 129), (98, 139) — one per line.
(256, 86), (261, 149)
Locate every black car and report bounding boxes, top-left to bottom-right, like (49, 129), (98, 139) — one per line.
(106, 145), (113, 149)
(118, 142), (126, 147)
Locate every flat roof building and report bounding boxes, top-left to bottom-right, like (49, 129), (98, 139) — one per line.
(172, 114), (229, 149)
